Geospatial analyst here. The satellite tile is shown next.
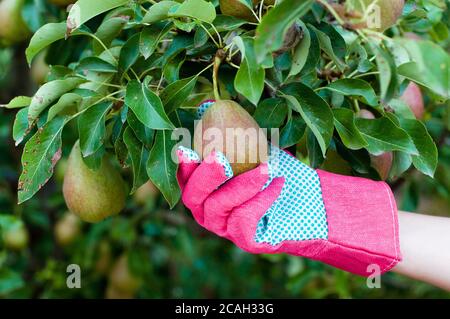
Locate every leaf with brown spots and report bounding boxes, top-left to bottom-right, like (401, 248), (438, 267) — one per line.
(18, 116), (68, 204)
(28, 77), (86, 126)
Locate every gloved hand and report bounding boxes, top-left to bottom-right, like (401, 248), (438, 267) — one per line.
(177, 101), (402, 277)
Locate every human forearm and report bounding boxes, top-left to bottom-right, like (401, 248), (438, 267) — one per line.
(393, 211), (450, 291)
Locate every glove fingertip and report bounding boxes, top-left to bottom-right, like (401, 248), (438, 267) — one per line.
(177, 146), (200, 164)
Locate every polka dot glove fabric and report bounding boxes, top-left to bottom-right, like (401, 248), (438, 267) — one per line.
(255, 146), (328, 245)
(177, 100), (402, 276)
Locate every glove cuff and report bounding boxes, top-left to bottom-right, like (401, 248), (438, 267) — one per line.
(314, 170), (402, 276)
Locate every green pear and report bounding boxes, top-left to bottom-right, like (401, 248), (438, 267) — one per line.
(63, 141), (127, 223)
(30, 51), (50, 85)
(194, 100), (268, 176)
(345, 0), (404, 32)
(2, 223), (28, 251)
(108, 254), (141, 295)
(0, 0), (31, 46)
(54, 212), (80, 246)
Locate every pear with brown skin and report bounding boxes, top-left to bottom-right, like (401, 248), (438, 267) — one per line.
(0, 0), (31, 46)
(63, 141), (127, 223)
(344, 0), (405, 32)
(194, 100), (268, 176)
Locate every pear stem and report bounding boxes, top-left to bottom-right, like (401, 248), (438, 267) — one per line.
(213, 49), (226, 101)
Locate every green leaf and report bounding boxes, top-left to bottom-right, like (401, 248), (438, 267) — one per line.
(396, 39), (450, 99)
(123, 127), (150, 193)
(307, 130), (325, 168)
(235, 58), (265, 105)
(125, 80), (174, 130)
(140, 22), (172, 60)
(281, 83), (334, 157)
(18, 117), (67, 204)
(161, 34), (194, 66)
(25, 22), (88, 65)
(25, 22), (66, 65)
(119, 33), (140, 73)
(0, 269), (25, 296)
(398, 118), (438, 177)
(233, 37), (265, 105)
(212, 15), (246, 32)
(355, 117), (418, 156)
(300, 26), (320, 74)
(333, 108), (368, 150)
(127, 111), (154, 148)
(78, 101), (113, 157)
(279, 115), (306, 149)
(76, 57), (117, 74)
(142, 1), (178, 24)
(147, 130), (181, 208)
(1, 96), (31, 109)
(289, 21), (310, 77)
(372, 42), (398, 103)
(254, 98), (288, 129)
(163, 52), (185, 84)
(47, 93), (82, 122)
(93, 16), (129, 55)
(13, 108), (30, 146)
(388, 98), (416, 119)
(326, 79), (379, 107)
(389, 152), (412, 179)
(160, 76), (198, 114)
(254, 0), (314, 63)
(28, 77), (86, 124)
(169, 0), (216, 24)
(309, 24), (346, 71)
(67, 0), (129, 32)
(83, 147), (105, 171)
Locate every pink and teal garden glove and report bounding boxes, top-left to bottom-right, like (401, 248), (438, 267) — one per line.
(177, 101), (402, 277)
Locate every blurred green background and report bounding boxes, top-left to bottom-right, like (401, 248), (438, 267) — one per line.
(0, 0), (449, 298)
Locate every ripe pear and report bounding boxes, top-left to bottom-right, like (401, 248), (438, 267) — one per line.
(133, 181), (159, 206)
(63, 141), (127, 223)
(31, 51), (50, 85)
(345, 0), (405, 31)
(95, 240), (112, 275)
(194, 100), (268, 176)
(54, 212), (80, 246)
(400, 82), (424, 119)
(108, 254), (140, 295)
(0, 0), (31, 46)
(2, 223), (28, 251)
(358, 109), (392, 180)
